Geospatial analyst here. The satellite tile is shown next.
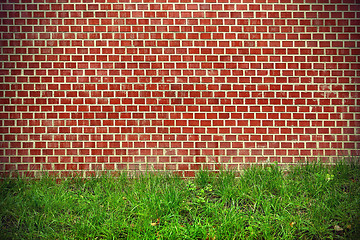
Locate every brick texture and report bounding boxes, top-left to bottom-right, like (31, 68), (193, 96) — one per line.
(0, 0), (359, 177)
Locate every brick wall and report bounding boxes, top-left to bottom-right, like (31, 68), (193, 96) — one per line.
(0, 0), (359, 177)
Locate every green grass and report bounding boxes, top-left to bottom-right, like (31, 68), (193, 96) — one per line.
(1, 160), (359, 239)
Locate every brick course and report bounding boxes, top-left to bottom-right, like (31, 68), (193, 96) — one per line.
(0, 0), (359, 177)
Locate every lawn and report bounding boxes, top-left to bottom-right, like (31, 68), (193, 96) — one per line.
(1, 160), (359, 239)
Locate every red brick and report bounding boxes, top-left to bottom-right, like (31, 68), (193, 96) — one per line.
(0, 1), (359, 177)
